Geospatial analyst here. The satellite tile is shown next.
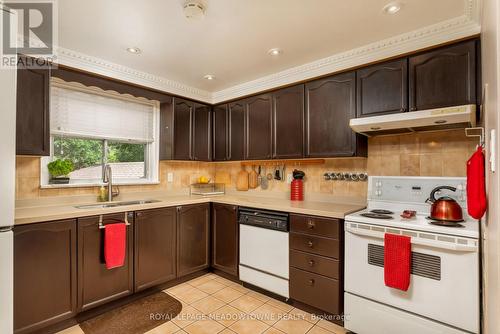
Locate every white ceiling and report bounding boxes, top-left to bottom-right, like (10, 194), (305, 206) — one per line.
(57, 0), (477, 101)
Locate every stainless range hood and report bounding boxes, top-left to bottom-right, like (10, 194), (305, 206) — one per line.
(349, 105), (476, 136)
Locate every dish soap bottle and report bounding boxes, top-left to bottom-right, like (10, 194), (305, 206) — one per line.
(98, 186), (107, 202)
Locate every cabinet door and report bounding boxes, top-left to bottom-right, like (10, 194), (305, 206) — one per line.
(305, 72), (359, 157)
(356, 59), (408, 117)
(77, 213), (134, 312)
(14, 220), (77, 334)
(159, 99), (174, 160)
(173, 98), (194, 160)
(213, 104), (228, 161)
(228, 101), (245, 161)
(409, 40), (477, 111)
(16, 59), (50, 156)
(245, 94), (272, 160)
(134, 208), (176, 291)
(273, 85), (304, 158)
(192, 104), (212, 161)
(177, 203), (210, 277)
(212, 204), (238, 276)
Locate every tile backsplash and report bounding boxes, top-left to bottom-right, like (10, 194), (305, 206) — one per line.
(15, 129), (476, 200)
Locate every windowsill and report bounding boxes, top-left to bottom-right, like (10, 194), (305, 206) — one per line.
(40, 180), (160, 189)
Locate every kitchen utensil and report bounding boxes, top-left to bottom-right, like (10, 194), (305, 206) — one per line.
(236, 167), (249, 191)
(281, 165), (286, 182)
(249, 165), (258, 189)
(425, 186), (464, 222)
(274, 166), (281, 180)
(467, 146), (487, 219)
(260, 166), (269, 189)
(266, 172), (273, 181)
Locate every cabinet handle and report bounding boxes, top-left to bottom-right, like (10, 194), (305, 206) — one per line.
(177, 206), (182, 212)
(233, 206), (237, 211)
(410, 107), (417, 111)
(136, 212), (142, 217)
(307, 241), (314, 248)
(307, 220), (315, 229)
(308, 279), (315, 286)
(400, 108), (406, 112)
(308, 259), (315, 267)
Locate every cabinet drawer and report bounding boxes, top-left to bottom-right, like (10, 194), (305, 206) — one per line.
(290, 232), (339, 259)
(290, 267), (340, 315)
(290, 214), (340, 239)
(290, 249), (340, 279)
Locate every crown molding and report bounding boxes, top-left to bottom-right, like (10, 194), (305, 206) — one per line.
(52, 0), (480, 105)
(212, 14), (480, 103)
(54, 47), (212, 102)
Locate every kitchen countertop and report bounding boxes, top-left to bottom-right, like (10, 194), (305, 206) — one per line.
(15, 193), (366, 225)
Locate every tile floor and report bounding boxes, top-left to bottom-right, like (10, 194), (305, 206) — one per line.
(58, 273), (347, 334)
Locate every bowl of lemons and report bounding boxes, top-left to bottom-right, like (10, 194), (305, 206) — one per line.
(197, 176), (211, 184)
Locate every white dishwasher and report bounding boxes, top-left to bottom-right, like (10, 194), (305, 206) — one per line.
(239, 208), (289, 298)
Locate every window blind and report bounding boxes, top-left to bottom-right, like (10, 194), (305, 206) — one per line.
(50, 85), (155, 142)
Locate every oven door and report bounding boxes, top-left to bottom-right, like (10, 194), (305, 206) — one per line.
(344, 221), (479, 333)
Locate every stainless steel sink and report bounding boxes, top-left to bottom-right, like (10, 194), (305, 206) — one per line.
(75, 200), (160, 209)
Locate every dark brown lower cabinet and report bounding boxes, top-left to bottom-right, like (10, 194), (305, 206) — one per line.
(134, 208), (177, 291)
(14, 220), (77, 334)
(77, 213), (134, 312)
(211, 203), (238, 276)
(177, 203), (210, 277)
(289, 214), (344, 322)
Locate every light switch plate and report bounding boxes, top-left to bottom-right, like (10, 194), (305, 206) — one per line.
(167, 172), (173, 182)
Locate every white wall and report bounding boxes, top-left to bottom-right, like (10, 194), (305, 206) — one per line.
(480, 0), (500, 333)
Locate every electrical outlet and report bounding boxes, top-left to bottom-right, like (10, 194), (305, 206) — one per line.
(286, 173), (293, 184)
(167, 172), (173, 182)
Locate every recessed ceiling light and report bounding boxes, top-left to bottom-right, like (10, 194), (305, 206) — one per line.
(383, 2), (402, 14)
(268, 48), (283, 56)
(204, 74), (216, 80)
(126, 47), (141, 54)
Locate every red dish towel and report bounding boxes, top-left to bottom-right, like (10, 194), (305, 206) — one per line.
(104, 222), (127, 269)
(384, 233), (411, 291)
(467, 146), (487, 219)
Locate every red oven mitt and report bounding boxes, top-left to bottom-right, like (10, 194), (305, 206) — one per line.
(467, 146), (487, 220)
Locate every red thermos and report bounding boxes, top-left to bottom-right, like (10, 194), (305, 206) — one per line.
(291, 169), (305, 201)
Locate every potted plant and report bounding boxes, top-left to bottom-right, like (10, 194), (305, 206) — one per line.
(47, 159), (74, 184)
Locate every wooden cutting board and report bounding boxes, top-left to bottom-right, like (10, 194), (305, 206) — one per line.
(236, 168), (249, 191)
(248, 166), (258, 189)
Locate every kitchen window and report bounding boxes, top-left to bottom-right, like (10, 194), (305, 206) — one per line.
(41, 78), (160, 187)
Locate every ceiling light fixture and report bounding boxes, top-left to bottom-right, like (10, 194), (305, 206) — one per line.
(268, 48), (283, 56)
(204, 74), (215, 80)
(126, 47), (141, 54)
(383, 2), (402, 14)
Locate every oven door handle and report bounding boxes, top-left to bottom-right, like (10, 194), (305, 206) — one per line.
(346, 226), (478, 252)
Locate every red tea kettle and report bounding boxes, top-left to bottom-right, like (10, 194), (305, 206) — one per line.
(425, 186), (464, 222)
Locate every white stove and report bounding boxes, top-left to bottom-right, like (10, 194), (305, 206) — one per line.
(344, 176), (480, 334)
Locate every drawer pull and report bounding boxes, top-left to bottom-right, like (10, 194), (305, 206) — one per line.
(307, 220), (315, 229)
(308, 259), (315, 266)
(308, 279), (315, 286)
(307, 241), (313, 248)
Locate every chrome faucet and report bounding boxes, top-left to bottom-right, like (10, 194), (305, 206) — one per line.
(103, 164), (119, 201)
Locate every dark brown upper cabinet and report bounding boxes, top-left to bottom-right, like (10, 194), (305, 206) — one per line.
(172, 98), (194, 160)
(177, 203), (210, 277)
(211, 203), (238, 277)
(16, 59), (50, 156)
(272, 85), (305, 158)
(213, 104), (228, 161)
(305, 72), (366, 157)
(193, 104), (212, 161)
(134, 208), (177, 292)
(356, 59), (408, 117)
(228, 101), (246, 161)
(77, 213), (134, 312)
(245, 93), (273, 160)
(14, 220), (77, 334)
(409, 40), (477, 111)
(161, 97), (211, 161)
